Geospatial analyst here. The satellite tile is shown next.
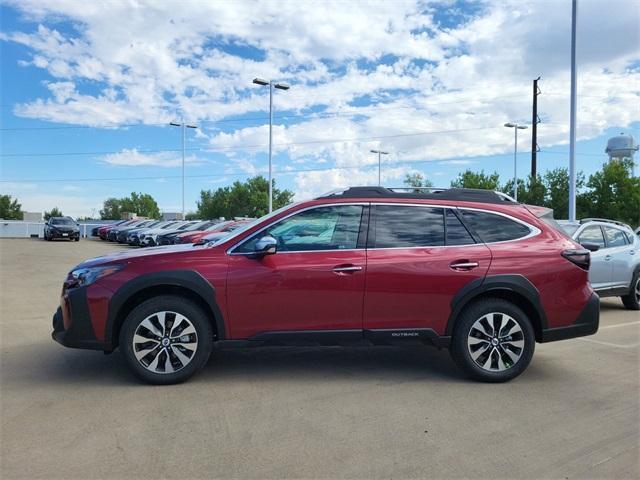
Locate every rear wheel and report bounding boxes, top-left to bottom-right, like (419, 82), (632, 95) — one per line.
(621, 272), (640, 310)
(450, 298), (535, 383)
(119, 295), (213, 384)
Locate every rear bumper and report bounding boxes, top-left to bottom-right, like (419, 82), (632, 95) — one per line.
(540, 293), (600, 343)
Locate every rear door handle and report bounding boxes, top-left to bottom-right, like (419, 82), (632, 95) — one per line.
(450, 261), (479, 271)
(333, 265), (362, 274)
(605, 255), (612, 261)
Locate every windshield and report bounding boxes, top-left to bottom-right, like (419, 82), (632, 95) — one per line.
(187, 221), (210, 231)
(51, 218), (74, 225)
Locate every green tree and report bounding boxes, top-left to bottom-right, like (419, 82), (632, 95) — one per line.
(541, 167), (589, 220)
(0, 195), (23, 220)
(100, 198), (122, 220)
(197, 176), (294, 219)
(44, 207), (63, 220)
(503, 174), (547, 205)
(100, 193), (161, 219)
(403, 173), (434, 191)
(584, 159), (640, 227)
(451, 170), (502, 190)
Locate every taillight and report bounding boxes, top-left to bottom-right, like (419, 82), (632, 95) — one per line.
(562, 249), (590, 271)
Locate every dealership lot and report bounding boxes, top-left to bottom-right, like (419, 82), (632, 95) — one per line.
(1, 238), (638, 479)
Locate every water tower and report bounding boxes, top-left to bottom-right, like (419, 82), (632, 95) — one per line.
(605, 133), (638, 177)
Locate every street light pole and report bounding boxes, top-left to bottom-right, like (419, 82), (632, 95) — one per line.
(504, 123), (528, 201)
(169, 121), (197, 219)
(253, 78), (290, 212)
(371, 149), (389, 186)
(568, 0), (578, 221)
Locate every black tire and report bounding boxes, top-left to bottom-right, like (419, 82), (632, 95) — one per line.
(621, 272), (640, 310)
(119, 295), (213, 385)
(450, 298), (535, 383)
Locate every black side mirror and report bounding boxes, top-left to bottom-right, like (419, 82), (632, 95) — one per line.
(254, 236), (277, 256)
(581, 242), (600, 252)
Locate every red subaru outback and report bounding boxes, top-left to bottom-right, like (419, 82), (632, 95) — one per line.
(52, 187), (599, 384)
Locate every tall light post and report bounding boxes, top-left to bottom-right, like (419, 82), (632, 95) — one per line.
(169, 121), (197, 219)
(504, 123), (528, 201)
(568, 0), (578, 221)
(371, 149), (389, 186)
(253, 78), (290, 213)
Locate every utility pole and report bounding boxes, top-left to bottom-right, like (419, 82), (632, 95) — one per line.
(531, 76), (541, 178)
(568, 0), (578, 222)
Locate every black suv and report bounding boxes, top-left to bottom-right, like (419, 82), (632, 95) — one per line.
(44, 217), (80, 241)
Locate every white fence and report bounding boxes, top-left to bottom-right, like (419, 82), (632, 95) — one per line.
(0, 221), (110, 238)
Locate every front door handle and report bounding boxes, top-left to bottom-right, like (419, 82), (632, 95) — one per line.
(605, 255), (612, 261)
(450, 261), (479, 271)
(333, 265), (362, 274)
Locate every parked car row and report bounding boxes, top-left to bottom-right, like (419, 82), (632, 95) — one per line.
(95, 218), (254, 247)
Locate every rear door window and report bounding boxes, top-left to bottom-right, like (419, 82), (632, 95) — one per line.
(460, 210), (531, 243)
(604, 227), (628, 247)
(577, 225), (606, 248)
(372, 205), (444, 248)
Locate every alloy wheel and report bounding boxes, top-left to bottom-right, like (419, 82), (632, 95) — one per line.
(635, 278), (640, 303)
(132, 311), (198, 374)
(467, 312), (525, 372)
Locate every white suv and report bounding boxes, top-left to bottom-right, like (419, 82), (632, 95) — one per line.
(560, 219), (640, 310)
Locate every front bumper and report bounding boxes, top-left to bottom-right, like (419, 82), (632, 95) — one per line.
(540, 292), (600, 342)
(143, 237), (156, 247)
(51, 286), (106, 351)
(49, 231), (79, 240)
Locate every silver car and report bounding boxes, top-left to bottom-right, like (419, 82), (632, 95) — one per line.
(559, 218), (640, 310)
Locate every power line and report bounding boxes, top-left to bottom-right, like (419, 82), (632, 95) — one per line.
(0, 149), (607, 184)
(0, 125), (497, 157)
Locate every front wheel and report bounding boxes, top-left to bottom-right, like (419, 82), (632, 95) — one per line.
(450, 298), (535, 383)
(621, 273), (640, 310)
(119, 296), (213, 385)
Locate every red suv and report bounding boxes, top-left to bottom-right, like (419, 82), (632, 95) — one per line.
(52, 187), (599, 384)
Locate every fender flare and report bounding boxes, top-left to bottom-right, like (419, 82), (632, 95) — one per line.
(104, 270), (226, 349)
(445, 274), (548, 337)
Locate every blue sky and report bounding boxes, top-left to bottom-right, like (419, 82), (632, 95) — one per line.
(1, 0), (639, 217)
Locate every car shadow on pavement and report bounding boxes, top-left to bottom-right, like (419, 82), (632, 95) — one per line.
(3, 342), (473, 387)
(599, 299), (630, 311)
(4, 342), (571, 387)
(200, 345), (466, 383)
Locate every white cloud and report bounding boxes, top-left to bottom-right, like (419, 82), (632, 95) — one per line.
(1, 0), (639, 198)
(101, 148), (201, 167)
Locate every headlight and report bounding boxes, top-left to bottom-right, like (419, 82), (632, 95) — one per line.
(70, 265), (124, 287)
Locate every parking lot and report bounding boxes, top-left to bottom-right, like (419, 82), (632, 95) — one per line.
(0, 238), (638, 479)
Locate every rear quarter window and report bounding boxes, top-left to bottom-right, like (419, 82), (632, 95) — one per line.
(460, 210), (532, 243)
